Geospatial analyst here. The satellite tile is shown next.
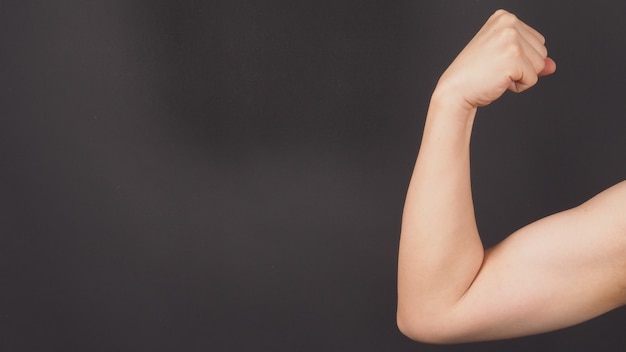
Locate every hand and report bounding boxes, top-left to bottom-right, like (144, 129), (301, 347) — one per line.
(433, 10), (556, 111)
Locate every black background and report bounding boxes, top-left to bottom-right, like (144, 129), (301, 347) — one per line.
(2, 1), (626, 351)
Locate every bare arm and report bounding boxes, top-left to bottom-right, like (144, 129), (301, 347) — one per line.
(397, 10), (626, 343)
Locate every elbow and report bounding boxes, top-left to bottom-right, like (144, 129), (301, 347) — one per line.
(396, 308), (467, 344)
(396, 310), (446, 344)
(397, 310), (425, 342)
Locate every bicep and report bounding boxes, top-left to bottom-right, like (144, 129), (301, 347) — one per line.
(446, 181), (626, 342)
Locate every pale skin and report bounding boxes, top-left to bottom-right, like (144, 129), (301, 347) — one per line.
(397, 10), (626, 344)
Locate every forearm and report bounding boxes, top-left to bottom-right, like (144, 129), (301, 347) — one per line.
(397, 93), (484, 338)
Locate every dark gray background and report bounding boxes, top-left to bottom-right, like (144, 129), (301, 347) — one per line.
(2, 1), (625, 351)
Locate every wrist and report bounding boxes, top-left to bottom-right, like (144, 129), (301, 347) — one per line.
(430, 85), (476, 117)
(423, 89), (477, 145)
(428, 90), (477, 126)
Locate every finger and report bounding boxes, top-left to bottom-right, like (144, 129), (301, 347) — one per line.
(518, 20), (546, 45)
(539, 57), (557, 76)
(516, 23), (548, 59)
(516, 34), (549, 74)
(508, 55), (539, 93)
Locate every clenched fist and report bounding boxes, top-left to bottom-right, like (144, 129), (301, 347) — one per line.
(433, 10), (556, 111)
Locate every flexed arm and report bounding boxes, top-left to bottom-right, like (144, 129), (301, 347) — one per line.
(397, 10), (626, 343)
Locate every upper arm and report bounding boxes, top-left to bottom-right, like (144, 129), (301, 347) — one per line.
(438, 181), (626, 342)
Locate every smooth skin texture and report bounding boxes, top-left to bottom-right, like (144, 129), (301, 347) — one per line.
(397, 10), (626, 344)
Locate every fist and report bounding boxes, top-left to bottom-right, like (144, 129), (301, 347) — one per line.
(434, 10), (556, 111)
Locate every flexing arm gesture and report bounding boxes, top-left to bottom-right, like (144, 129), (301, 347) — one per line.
(397, 10), (626, 343)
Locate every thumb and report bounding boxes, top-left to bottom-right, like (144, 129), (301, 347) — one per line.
(539, 57), (557, 77)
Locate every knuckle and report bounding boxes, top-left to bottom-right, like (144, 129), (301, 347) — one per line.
(497, 12), (519, 26)
(498, 27), (521, 46)
(493, 9), (510, 17)
(489, 9), (513, 24)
